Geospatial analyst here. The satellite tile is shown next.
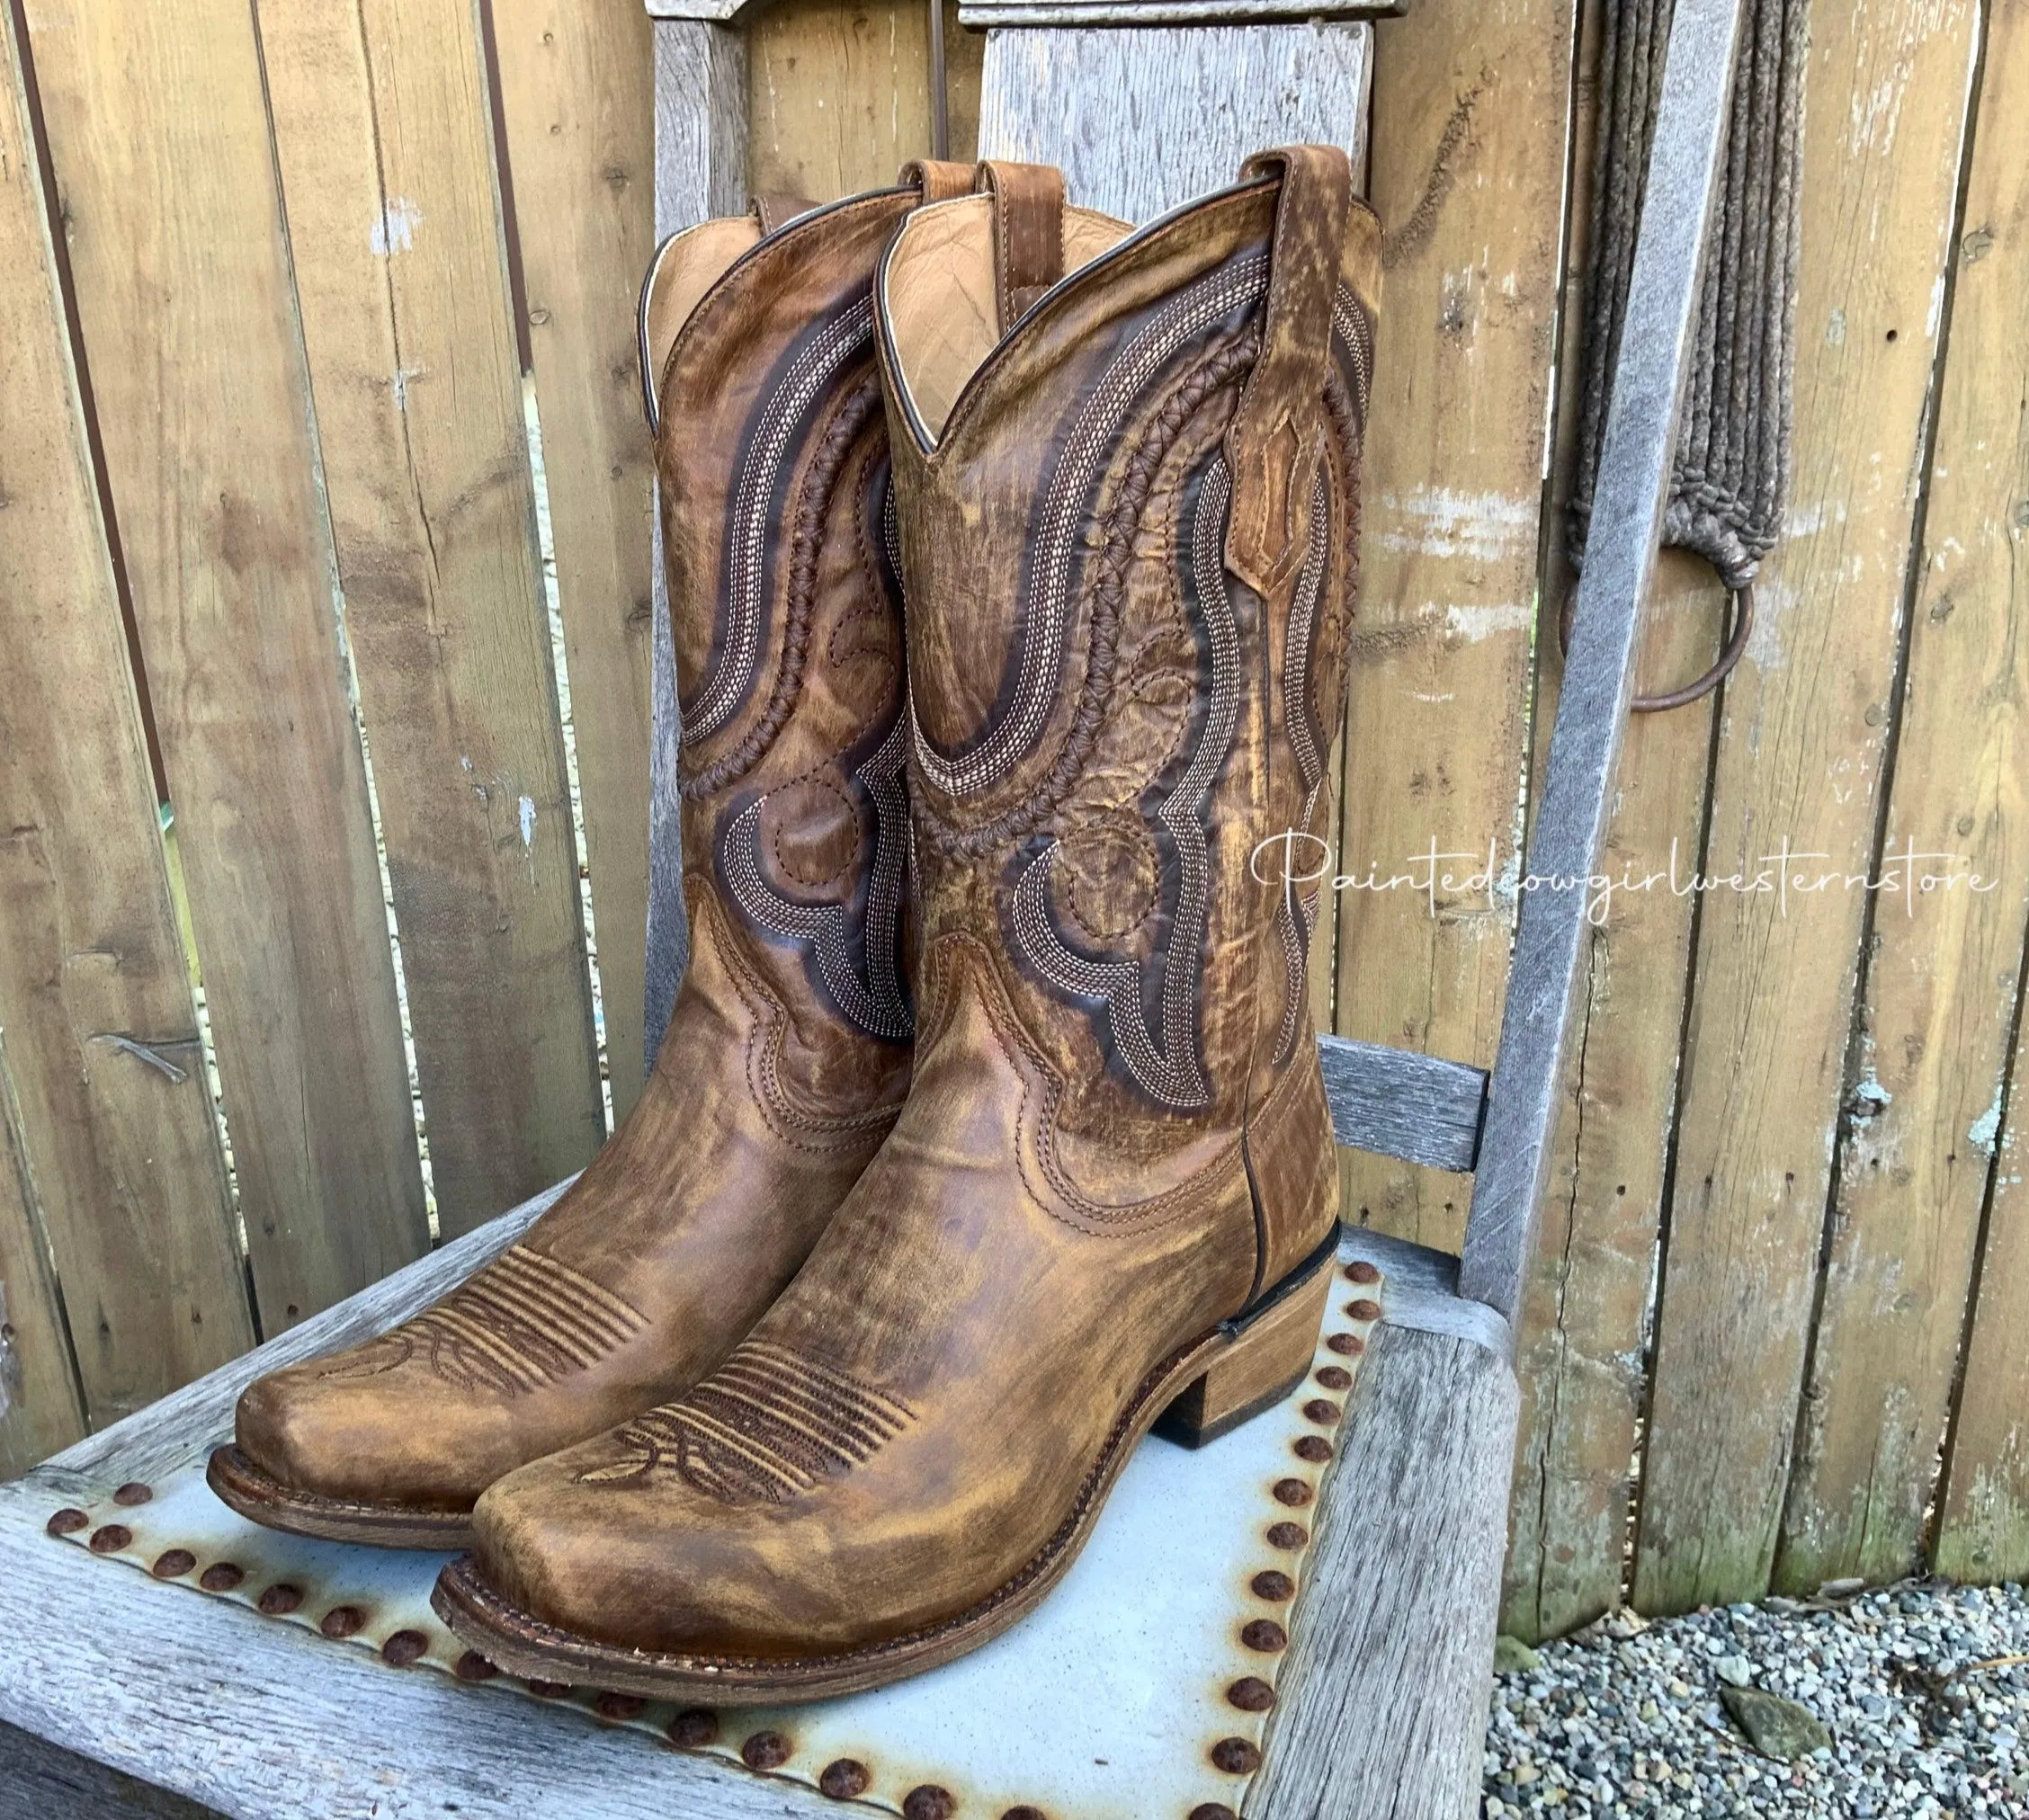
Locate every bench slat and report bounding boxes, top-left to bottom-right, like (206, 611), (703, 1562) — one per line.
(1318, 1034), (1488, 1174)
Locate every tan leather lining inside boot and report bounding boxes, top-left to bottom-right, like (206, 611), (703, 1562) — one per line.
(644, 216), (764, 406)
(884, 196), (1132, 442)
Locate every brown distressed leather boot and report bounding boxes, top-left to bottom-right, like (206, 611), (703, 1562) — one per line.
(208, 164), (975, 1548)
(434, 150), (1378, 1698)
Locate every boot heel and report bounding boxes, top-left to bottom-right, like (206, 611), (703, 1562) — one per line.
(1156, 1234), (1337, 1449)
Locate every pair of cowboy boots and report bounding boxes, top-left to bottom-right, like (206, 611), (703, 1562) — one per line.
(210, 147), (1380, 1706)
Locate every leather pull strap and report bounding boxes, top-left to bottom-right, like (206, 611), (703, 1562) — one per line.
(1223, 145), (1354, 598)
(750, 192), (817, 236)
(898, 158), (975, 203)
(976, 160), (1066, 334)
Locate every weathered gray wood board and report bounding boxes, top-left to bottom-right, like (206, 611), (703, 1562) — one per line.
(1251, 1320), (1515, 1820)
(642, 19), (747, 1065)
(1320, 1035), (1487, 1173)
(975, 22), (1372, 222)
(0, 1722), (221, 1820)
(1459, 0), (1743, 1331)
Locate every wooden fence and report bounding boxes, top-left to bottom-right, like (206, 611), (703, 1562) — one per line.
(0, 0), (2023, 1645)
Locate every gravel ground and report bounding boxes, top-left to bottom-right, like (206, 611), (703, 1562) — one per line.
(1483, 1579), (2029, 1817)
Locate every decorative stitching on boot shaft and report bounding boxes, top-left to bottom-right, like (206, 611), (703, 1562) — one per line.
(1009, 452), (1243, 1110)
(683, 298), (875, 747)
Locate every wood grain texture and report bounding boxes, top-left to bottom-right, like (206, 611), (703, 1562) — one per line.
(1501, 0), (1722, 1641)
(0, 1), (247, 1453)
(977, 22), (1372, 223)
(747, 0), (940, 201)
(255, 0), (602, 1245)
(0, 1490), (840, 1820)
(1332, 0), (1579, 1255)
(943, 0), (983, 161)
(1777, 1), (2029, 1595)
(1506, 557), (1720, 1641)
(20, 0), (428, 1331)
(490, 0), (659, 1124)
(966, 0), (1399, 20)
(1635, 0), (1982, 1613)
(0, 1720), (221, 1820)
(1318, 1035), (1486, 1173)
(644, 19), (746, 1065)
(1938, 950), (2029, 1584)
(1922, 9), (2029, 1593)
(1248, 1323), (1515, 1820)
(0, 1063), (80, 1476)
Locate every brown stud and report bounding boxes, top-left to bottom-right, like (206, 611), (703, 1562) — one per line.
(1325, 1333), (1365, 1358)
(319, 1605), (366, 1640)
(151, 1548), (197, 1580)
(1227, 1675), (1276, 1712)
(1293, 1435), (1333, 1464)
(668, 1708), (720, 1747)
(257, 1584), (303, 1616)
(1314, 1366), (1353, 1391)
(1189, 1807), (1238, 1820)
(199, 1563), (245, 1592)
(1302, 1399), (1343, 1426)
(46, 1508), (89, 1538)
(1345, 1298), (1382, 1323)
(1265, 1521), (1309, 1549)
(526, 1680), (571, 1700)
(1211, 1738), (1262, 1775)
(595, 1691), (647, 1721)
(1002, 1808), (1049, 1820)
(1272, 1477), (1313, 1507)
(381, 1630), (429, 1668)
(1240, 1618), (1288, 1653)
(1346, 1260), (1381, 1285)
(87, 1524), (131, 1554)
(112, 1481), (154, 1507)
(903, 1788), (957, 1820)
(1250, 1570), (1295, 1601)
(819, 1758), (871, 1799)
(454, 1651), (499, 1682)
(741, 1730), (791, 1771)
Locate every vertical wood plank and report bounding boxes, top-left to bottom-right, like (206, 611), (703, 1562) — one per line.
(1938, 986), (2029, 1585)
(1333, 0), (1580, 1254)
(1502, 0), (1726, 1638)
(748, 0), (937, 202)
(1778, 0), (2025, 1590)
(489, 0), (658, 1124)
(1506, 555), (1723, 1639)
(0, 0), (247, 1447)
(0, 1057), (81, 1476)
(254, 0), (603, 1241)
(1892, 0), (2029, 1594)
(978, 22), (1372, 223)
(1634, 0), (1981, 1613)
(645, 18), (746, 1064)
(943, 0), (983, 161)
(22, 0), (428, 1327)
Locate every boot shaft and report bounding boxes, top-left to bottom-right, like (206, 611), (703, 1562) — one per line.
(642, 169), (970, 1080)
(875, 156), (1379, 1165)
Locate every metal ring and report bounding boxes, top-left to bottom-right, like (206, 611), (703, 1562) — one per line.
(1557, 577), (1753, 714)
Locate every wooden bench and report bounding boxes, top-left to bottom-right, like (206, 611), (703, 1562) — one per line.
(0, 0), (1743, 1813)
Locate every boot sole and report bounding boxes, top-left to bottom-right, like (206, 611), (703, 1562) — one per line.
(207, 1444), (475, 1551)
(429, 1225), (1342, 1705)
